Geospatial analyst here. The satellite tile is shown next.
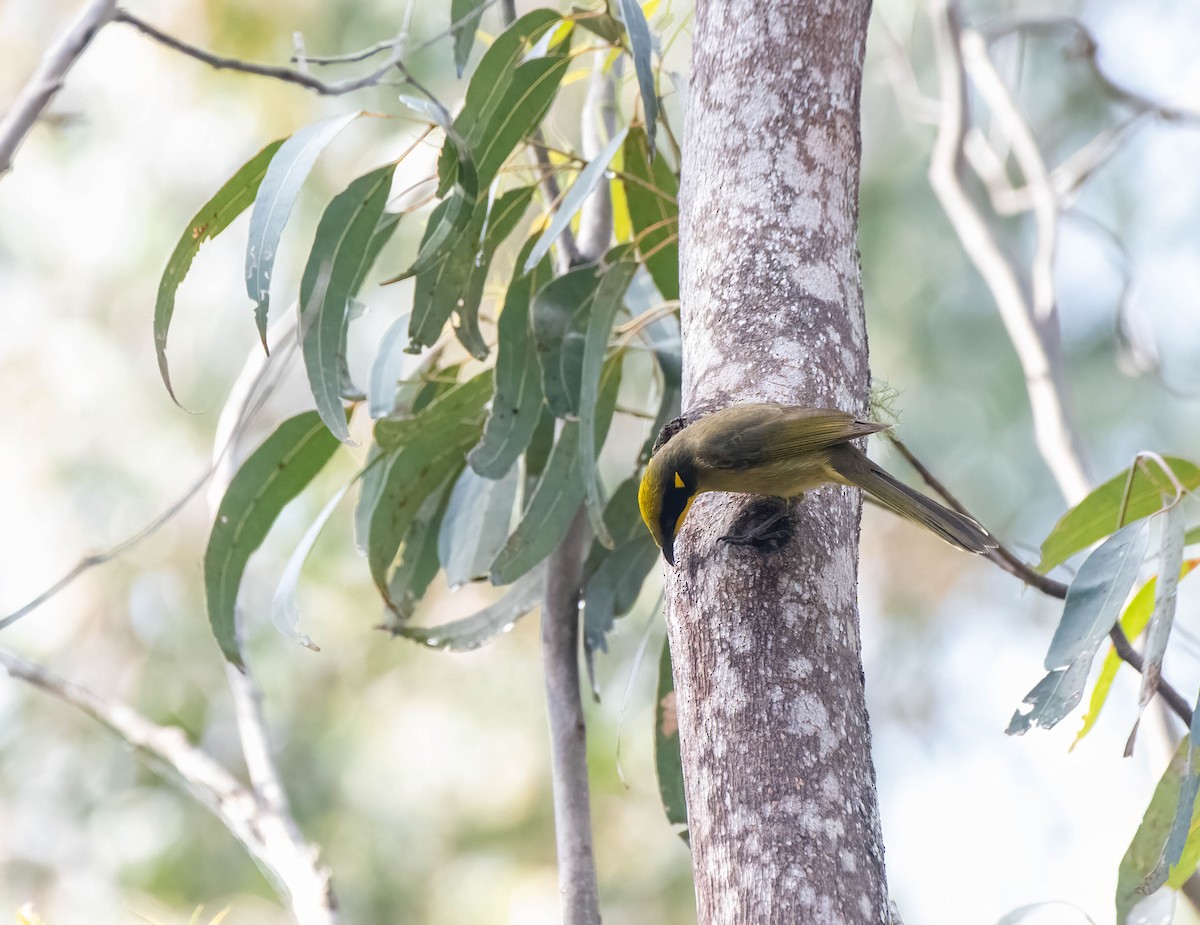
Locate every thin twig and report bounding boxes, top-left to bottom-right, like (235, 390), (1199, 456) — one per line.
(886, 433), (1194, 727)
(0, 0), (119, 177)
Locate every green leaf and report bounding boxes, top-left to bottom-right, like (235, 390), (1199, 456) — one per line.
(299, 163), (396, 442)
(451, 0), (488, 75)
(531, 262), (602, 418)
(1038, 456), (1200, 572)
(618, 0), (659, 156)
(454, 185), (538, 359)
(438, 465), (520, 588)
(386, 475), (457, 626)
(1007, 520), (1149, 735)
(1072, 560), (1200, 749)
(245, 112), (361, 346)
(367, 313), (413, 419)
(271, 484), (348, 652)
(579, 247), (638, 545)
(524, 128), (629, 273)
(655, 636), (687, 830)
(354, 444), (387, 555)
(394, 184), (479, 286)
(353, 210), (402, 296)
(368, 373), (492, 602)
(394, 565), (545, 650)
(205, 412), (342, 666)
(572, 7), (622, 43)
(522, 407), (557, 507)
(622, 126), (679, 301)
(1118, 737), (1195, 922)
(468, 240), (553, 478)
(490, 360), (622, 584)
(1136, 505), (1187, 718)
(155, 139), (284, 403)
(583, 478), (660, 656)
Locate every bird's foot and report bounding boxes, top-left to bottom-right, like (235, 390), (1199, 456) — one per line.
(719, 497), (794, 551)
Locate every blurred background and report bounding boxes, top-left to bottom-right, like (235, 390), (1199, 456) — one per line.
(1, 0), (1199, 923)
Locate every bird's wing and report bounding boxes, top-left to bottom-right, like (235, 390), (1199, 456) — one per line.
(693, 404), (888, 470)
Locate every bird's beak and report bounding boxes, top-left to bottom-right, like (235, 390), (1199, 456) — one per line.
(663, 539), (675, 567)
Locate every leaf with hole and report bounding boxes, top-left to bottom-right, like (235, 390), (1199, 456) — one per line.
(205, 411), (342, 666)
(245, 112), (361, 346)
(156, 138), (284, 403)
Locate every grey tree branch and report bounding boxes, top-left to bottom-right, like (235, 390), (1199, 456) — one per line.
(927, 0), (1091, 505)
(0, 648), (336, 925)
(0, 0), (118, 177)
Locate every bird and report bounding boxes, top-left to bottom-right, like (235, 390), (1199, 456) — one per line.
(637, 402), (995, 565)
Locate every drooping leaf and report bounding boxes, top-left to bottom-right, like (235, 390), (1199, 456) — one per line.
(524, 128), (629, 273)
(367, 313), (413, 419)
(438, 465), (520, 588)
(1038, 457), (1200, 572)
(355, 444), (387, 556)
(583, 478), (660, 657)
(245, 112), (361, 346)
(1008, 520), (1149, 735)
(522, 407), (557, 507)
(390, 185), (479, 287)
(353, 210), (402, 295)
(1118, 736), (1191, 923)
(531, 262), (603, 417)
(490, 361), (622, 584)
(368, 373), (492, 603)
(205, 412), (343, 666)
(655, 636), (687, 830)
(394, 565), (546, 650)
(1072, 561), (1200, 749)
(375, 368), (487, 449)
(455, 185), (538, 359)
(579, 246), (638, 545)
(572, 6), (623, 43)
(156, 139), (284, 402)
(1136, 505), (1187, 719)
(271, 484), (349, 652)
(617, 0), (659, 155)
(622, 126), (679, 301)
(386, 475), (457, 626)
(450, 0), (489, 75)
(468, 240), (553, 478)
(299, 163), (397, 442)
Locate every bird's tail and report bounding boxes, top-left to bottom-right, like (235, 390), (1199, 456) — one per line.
(830, 446), (996, 555)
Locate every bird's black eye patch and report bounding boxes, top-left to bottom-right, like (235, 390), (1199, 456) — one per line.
(659, 480), (693, 540)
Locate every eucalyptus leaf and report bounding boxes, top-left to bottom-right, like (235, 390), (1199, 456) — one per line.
(438, 465), (520, 588)
(367, 373), (492, 603)
(655, 636), (687, 830)
(622, 126), (679, 301)
(1038, 457), (1200, 572)
(531, 262), (602, 418)
(271, 484), (349, 652)
(1136, 505), (1187, 718)
(205, 411), (342, 666)
(468, 240), (553, 478)
(386, 475), (457, 626)
(299, 163), (396, 442)
(579, 246), (638, 545)
(617, 0), (659, 155)
(367, 313), (414, 419)
(524, 128), (628, 273)
(156, 138), (284, 402)
(394, 565), (546, 650)
(450, 0), (489, 75)
(245, 112), (361, 346)
(1008, 520), (1149, 735)
(490, 360), (622, 584)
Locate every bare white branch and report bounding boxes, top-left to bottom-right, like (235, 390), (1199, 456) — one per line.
(927, 0), (1091, 505)
(0, 0), (118, 178)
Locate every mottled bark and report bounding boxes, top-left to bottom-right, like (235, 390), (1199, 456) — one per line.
(666, 0), (888, 923)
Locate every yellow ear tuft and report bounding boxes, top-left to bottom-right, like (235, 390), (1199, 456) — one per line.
(674, 472), (685, 489)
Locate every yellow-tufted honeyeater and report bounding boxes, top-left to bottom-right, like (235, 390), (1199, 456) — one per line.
(638, 403), (995, 565)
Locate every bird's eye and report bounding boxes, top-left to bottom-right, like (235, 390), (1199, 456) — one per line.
(674, 472), (685, 489)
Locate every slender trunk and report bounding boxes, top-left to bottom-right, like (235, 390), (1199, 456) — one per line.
(666, 0), (888, 922)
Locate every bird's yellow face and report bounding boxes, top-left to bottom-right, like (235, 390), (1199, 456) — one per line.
(638, 458), (697, 566)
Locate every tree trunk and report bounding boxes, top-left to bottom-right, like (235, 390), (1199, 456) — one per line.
(666, 0), (888, 922)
